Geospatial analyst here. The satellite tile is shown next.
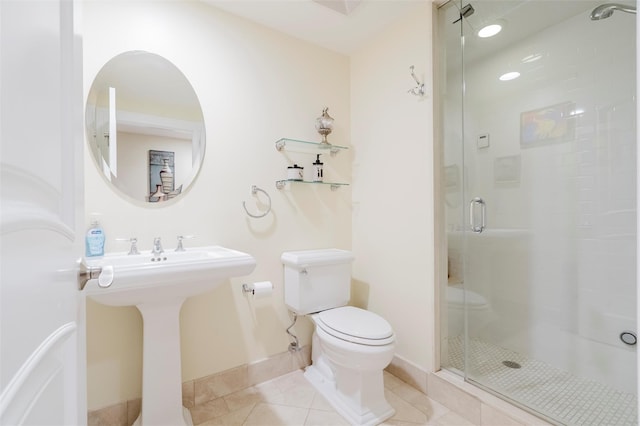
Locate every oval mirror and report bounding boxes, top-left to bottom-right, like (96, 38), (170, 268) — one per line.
(85, 51), (205, 205)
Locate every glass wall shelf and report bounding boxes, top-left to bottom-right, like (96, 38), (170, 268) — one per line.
(275, 138), (348, 155)
(275, 179), (349, 191)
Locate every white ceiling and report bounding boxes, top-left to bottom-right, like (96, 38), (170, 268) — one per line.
(199, 0), (428, 55)
(199, 0), (614, 60)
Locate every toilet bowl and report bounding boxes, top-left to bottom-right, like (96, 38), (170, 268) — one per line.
(281, 249), (396, 426)
(305, 306), (395, 426)
(447, 284), (491, 338)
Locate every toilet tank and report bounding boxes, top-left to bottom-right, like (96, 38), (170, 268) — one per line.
(281, 249), (354, 315)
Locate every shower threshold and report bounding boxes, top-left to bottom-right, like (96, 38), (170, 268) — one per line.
(446, 336), (637, 426)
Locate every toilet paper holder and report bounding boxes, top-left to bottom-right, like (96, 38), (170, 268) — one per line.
(242, 281), (273, 296)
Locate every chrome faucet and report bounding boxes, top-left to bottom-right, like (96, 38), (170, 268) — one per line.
(116, 237), (140, 255)
(152, 237), (164, 256)
(175, 235), (195, 252)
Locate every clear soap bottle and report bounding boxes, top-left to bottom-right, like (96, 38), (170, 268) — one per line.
(85, 217), (105, 257)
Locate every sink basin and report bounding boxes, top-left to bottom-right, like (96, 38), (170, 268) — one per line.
(82, 245), (256, 426)
(84, 245), (256, 306)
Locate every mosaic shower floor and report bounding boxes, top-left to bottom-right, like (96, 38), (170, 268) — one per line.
(447, 336), (637, 426)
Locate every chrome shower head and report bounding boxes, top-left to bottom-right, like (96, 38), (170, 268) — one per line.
(590, 3), (637, 20)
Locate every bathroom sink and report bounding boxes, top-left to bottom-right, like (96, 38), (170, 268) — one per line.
(84, 245), (256, 306)
(82, 245), (256, 426)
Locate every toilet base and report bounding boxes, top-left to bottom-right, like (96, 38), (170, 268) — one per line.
(304, 365), (395, 426)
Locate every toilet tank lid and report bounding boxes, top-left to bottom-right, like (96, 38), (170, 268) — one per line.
(281, 248), (354, 268)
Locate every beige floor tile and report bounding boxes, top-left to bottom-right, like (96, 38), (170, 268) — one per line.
(433, 411), (477, 426)
(309, 392), (335, 412)
(243, 402), (310, 426)
(390, 382), (450, 420)
(384, 370), (406, 391)
(385, 389), (429, 424)
(196, 403), (255, 426)
(190, 397), (230, 424)
(263, 385), (317, 409)
(270, 369), (315, 393)
(187, 369), (481, 426)
(223, 385), (269, 411)
(481, 404), (525, 426)
(304, 408), (350, 426)
(381, 419), (436, 426)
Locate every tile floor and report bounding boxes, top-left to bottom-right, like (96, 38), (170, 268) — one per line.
(190, 369), (478, 426)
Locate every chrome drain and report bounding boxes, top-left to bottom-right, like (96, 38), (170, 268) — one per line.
(502, 360), (521, 369)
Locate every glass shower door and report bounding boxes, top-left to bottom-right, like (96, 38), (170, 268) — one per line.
(440, 1), (637, 424)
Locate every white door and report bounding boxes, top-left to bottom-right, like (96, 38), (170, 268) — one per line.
(0, 1), (85, 424)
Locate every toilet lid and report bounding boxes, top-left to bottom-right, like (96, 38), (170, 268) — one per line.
(316, 306), (394, 346)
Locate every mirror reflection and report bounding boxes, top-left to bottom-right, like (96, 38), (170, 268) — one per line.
(85, 51), (205, 204)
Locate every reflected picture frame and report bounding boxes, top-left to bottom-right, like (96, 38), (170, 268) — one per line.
(520, 101), (576, 147)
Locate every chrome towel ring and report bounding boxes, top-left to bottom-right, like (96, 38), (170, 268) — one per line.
(242, 185), (272, 219)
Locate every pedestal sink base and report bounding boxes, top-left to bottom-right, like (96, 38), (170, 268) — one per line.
(136, 299), (190, 426)
(83, 246), (257, 426)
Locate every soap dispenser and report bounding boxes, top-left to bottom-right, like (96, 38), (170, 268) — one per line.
(312, 154), (324, 182)
(85, 216), (105, 257)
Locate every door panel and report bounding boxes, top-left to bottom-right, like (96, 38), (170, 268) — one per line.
(0, 0), (85, 424)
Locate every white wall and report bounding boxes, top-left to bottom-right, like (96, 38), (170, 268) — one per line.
(351, 2), (436, 373)
(83, 1), (352, 409)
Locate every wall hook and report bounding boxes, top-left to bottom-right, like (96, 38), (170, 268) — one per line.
(242, 185), (272, 219)
(408, 65), (425, 97)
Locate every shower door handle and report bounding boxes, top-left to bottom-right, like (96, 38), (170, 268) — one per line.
(469, 197), (486, 233)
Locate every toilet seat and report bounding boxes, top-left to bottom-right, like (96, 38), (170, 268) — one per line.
(315, 306), (394, 346)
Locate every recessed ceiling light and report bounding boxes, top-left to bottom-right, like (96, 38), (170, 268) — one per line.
(499, 71), (520, 81)
(478, 24), (502, 38)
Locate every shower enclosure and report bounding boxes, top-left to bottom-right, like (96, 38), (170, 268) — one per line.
(438, 1), (637, 424)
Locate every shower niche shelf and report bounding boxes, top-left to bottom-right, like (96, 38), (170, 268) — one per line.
(275, 137), (349, 191)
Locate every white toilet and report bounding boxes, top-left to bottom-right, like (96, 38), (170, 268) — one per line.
(281, 249), (396, 426)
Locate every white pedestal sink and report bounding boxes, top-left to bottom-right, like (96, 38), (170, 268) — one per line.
(83, 246), (256, 426)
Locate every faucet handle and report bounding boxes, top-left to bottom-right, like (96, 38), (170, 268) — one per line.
(115, 237), (140, 255)
(175, 235), (195, 252)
